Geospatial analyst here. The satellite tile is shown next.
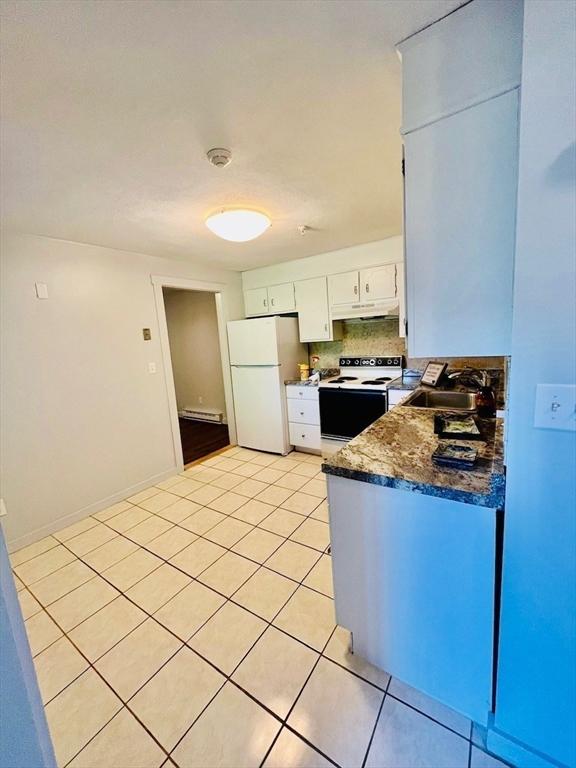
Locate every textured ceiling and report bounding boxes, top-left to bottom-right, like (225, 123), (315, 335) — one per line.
(0, 0), (462, 270)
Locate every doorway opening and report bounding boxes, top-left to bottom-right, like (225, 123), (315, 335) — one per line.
(162, 287), (230, 464)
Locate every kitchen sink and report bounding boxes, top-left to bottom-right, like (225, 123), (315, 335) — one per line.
(403, 389), (477, 411)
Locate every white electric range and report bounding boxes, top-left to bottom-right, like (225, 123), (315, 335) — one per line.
(319, 356), (404, 455)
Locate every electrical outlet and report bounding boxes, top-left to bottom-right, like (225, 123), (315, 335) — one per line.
(148, 362), (157, 374)
(534, 384), (576, 431)
(198, 396), (203, 404)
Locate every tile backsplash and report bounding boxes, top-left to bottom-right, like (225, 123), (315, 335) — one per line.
(309, 318), (505, 372)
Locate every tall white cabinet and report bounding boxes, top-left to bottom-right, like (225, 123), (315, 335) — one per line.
(404, 90), (519, 357)
(294, 277), (341, 343)
(398, 0), (523, 358)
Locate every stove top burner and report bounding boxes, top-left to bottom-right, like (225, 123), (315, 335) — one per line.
(362, 377), (392, 385)
(329, 376), (358, 383)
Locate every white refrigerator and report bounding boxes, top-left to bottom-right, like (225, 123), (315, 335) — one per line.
(227, 316), (305, 454)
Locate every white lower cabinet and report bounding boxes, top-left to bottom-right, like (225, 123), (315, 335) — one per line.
(327, 473), (496, 723)
(286, 384), (321, 453)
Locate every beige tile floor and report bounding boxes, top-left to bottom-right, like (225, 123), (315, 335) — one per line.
(11, 445), (511, 768)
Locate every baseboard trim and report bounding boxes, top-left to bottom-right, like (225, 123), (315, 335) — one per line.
(486, 726), (569, 768)
(5, 466), (182, 553)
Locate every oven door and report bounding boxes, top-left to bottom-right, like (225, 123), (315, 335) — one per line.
(319, 388), (388, 441)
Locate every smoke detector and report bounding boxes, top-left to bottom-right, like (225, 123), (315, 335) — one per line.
(206, 148), (232, 168)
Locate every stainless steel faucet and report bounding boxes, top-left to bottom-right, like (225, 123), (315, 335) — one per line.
(446, 368), (491, 388)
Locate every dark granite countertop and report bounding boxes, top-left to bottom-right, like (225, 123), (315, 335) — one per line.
(285, 379), (319, 387)
(388, 374), (422, 392)
(322, 406), (505, 509)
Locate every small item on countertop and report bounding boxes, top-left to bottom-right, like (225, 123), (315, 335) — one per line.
(421, 361), (448, 387)
(434, 413), (483, 440)
(476, 385), (497, 418)
(298, 363), (310, 381)
(432, 443), (478, 469)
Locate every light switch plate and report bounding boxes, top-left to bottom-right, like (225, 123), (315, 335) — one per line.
(148, 362), (157, 374)
(35, 282), (49, 299)
(534, 384), (576, 431)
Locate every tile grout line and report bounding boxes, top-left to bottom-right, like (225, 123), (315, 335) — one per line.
(53, 527), (337, 767)
(17, 463), (467, 740)
(360, 675), (392, 768)
(16, 451), (476, 767)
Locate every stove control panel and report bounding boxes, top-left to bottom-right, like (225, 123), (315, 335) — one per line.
(339, 356), (403, 368)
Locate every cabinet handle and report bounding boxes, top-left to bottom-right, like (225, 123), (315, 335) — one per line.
(301, 434), (306, 439)
(366, 283), (370, 293)
(263, 298), (267, 307)
(324, 323), (328, 332)
(271, 298), (275, 306)
(353, 284), (358, 295)
(300, 411), (304, 416)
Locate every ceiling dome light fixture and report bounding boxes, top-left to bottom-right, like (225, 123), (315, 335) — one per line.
(205, 209), (271, 242)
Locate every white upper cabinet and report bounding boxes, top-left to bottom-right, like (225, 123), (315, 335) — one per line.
(268, 283), (295, 313)
(404, 89), (518, 357)
(359, 264), (396, 302)
(244, 283), (295, 316)
(400, 0), (522, 358)
(397, 0), (523, 134)
(327, 271), (359, 305)
(244, 287), (269, 317)
(396, 262), (406, 339)
(295, 276), (341, 342)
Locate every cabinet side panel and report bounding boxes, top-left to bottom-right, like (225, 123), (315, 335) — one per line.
(327, 474), (495, 723)
(405, 90), (518, 358)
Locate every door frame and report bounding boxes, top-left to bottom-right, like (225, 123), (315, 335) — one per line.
(151, 274), (236, 469)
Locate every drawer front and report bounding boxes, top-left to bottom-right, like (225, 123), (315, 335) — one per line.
(287, 398), (320, 425)
(285, 385), (319, 401)
(289, 422), (321, 450)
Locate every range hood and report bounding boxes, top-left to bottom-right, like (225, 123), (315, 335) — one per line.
(331, 298), (400, 321)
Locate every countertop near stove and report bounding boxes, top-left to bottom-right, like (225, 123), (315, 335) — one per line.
(284, 379), (319, 387)
(322, 406), (505, 508)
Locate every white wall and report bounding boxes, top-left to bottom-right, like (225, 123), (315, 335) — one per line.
(0, 234), (243, 549)
(163, 289), (227, 419)
(241, 236), (403, 290)
(490, 3), (576, 766)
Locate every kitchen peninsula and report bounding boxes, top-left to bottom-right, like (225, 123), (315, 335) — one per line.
(322, 402), (505, 724)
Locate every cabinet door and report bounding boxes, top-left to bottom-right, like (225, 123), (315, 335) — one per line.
(360, 264), (396, 302)
(396, 262), (406, 338)
(295, 277), (331, 341)
(328, 271), (359, 306)
(244, 287), (269, 316)
(404, 89), (518, 357)
(268, 283), (295, 313)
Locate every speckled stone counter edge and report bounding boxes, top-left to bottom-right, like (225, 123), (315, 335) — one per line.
(322, 410), (505, 509)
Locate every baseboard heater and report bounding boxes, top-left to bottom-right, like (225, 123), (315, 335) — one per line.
(178, 407), (223, 424)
